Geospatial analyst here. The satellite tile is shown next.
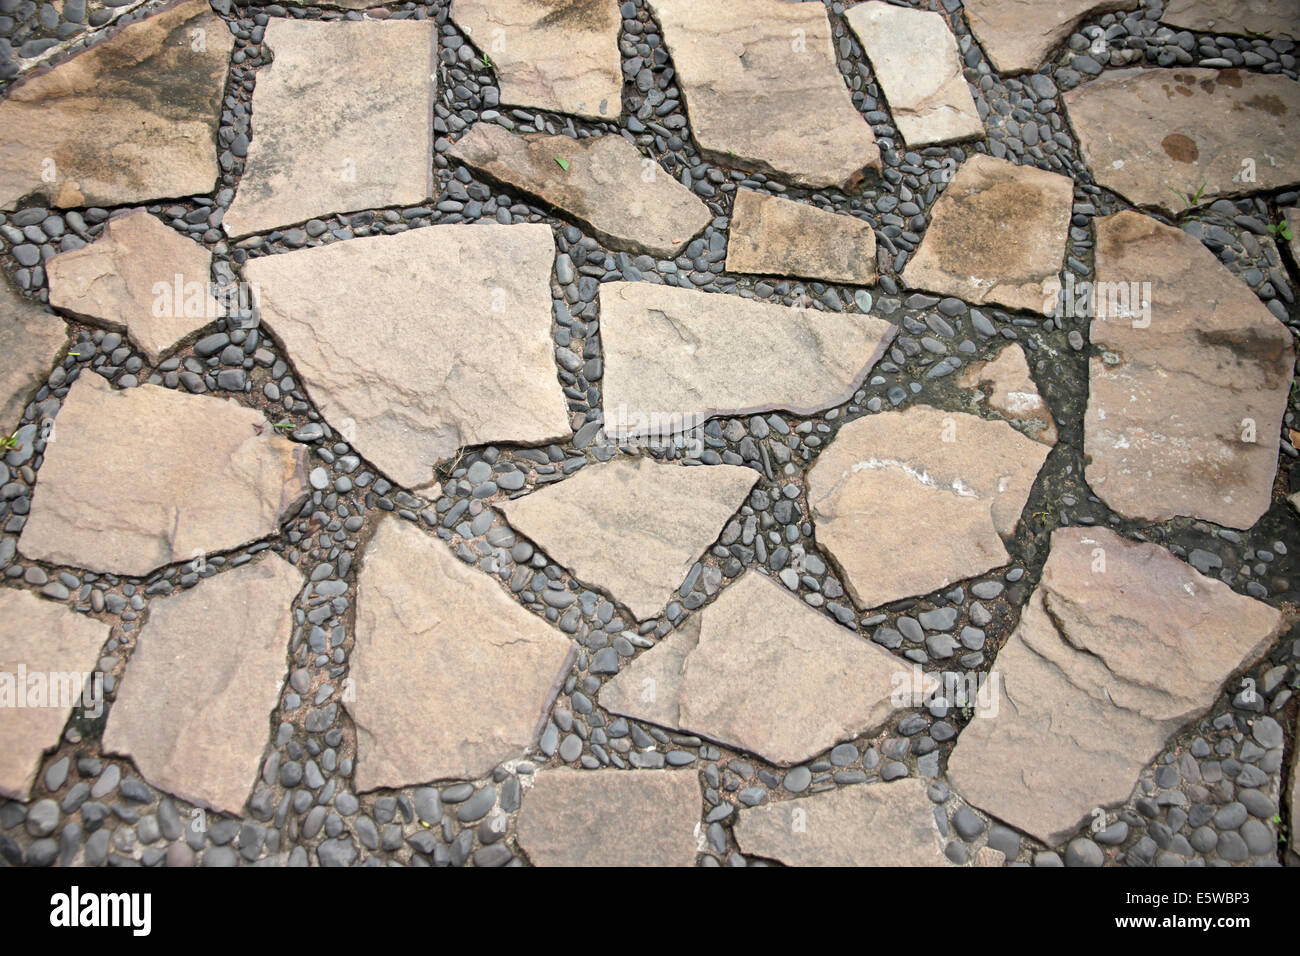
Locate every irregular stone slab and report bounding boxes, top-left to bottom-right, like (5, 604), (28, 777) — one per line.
(948, 526), (1283, 846)
(902, 154), (1073, 314)
(1064, 69), (1300, 215)
(245, 224), (569, 490)
(647, 0), (880, 189)
(350, 518), (575, 790)
(1085, 211), (1293, 528)
(498, 457), (758, 621)
(725, 189), (878, 285)
(46, 210), (223, 364)
(844, 2), (982, 147)
(600, 283), (895, 438)
(0, 0), (233, 210)
(957, 344), (1057, 445)
(0, 280), (66, 432)
(19, 374), (309, 576)
(517, 769), (701, 866)
(600, 571), (908, 765)
(223, 20), (435, 237)
(447, 124), (710, 256)
(0, 590), (110, 801)
(807, 405), (1049, 610)
(102, 555), (302, 814)
(734, 779), (947, 866)
(450, 0), (622, 121)
(1162, 0), (1300, 41)
(963, 0), (1136, 74)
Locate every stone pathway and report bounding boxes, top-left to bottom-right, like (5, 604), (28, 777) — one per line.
(0, 0), (1297, 870)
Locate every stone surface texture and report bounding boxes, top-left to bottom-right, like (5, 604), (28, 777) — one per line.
(724, 188), (878, 285)
(957, 343), (1058, 445)
(962, 0), (1137, 74)
(1162, 0), (1300, 40)
(0, 280), (66, 432)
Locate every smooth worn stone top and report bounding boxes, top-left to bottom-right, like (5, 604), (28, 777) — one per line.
(0, 0), (233, 210)
(647, 0), (880, 189)
(962, 0), (1137, 74)
(102, 554), (303, 815)
(448, 123), (711, 257)
(948, 526), (1284, 846)
(223, 19), (436, 237)
(18, 374), (309, 576)
(1064, 68), (1300, 215)
(46, 210), (223, 364)
(450, 0), (623, 121)
(0, 278), (66, 433)
(957, 343), (1058, 445)
(902, 153), (1074, 314)
(1162, 0), (1300, 40)
(244, 224), (570, 491)
(0, 589), (110, 801)
(1084, 211), (1294, 529)
(844, 2), (982, 148)
(725, 188), (878, 286)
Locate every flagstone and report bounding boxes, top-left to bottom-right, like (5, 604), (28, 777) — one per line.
(349, 518), (575, 791)
(244, 224), (569, 491)
(646, 0), (880, 189)
(1085, 211), (1293, 528)
(948, 526), (1284, 847)
(0, 0), (233, 210)
(0, 280), (67, 432)
(1162, 0), (1300, 40)
(18, 374), (309, 576)
(957, 343), (1057, 445)
(447, 124), (710, 257)
(497, 457), (758, 621)
(223, 19), (435, 238)
(962, 0), (1137, 74)
(807, 405), (1050, 610)
(1064, 68), (1300, 215)
(725, 189), (878, 285)
(101, 554), (302, 815)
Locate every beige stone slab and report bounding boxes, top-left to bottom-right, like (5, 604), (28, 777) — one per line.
(957, 343), (1057, 445)
(0, 279), (67, 433)
(1162, 0), (1300, 40)
(725, 188), (878, 285)
(963, 0), (1137, 74)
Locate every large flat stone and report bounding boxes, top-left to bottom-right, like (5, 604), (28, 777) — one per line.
(600, 283), (896, 438)
(0, 0), (233, 210)
(47, 210), (223, 364)
(734, 779), (947, 867)
(902, 154), (1073, 314)
(948, 526), (1283, 846)
(19, 374), (309, 576)
(0, 590), (110, 801)
(516, 769), (701, 866)
(244, 224), (569, 491)
(725, 188), (878, 285)
(957, 343), (1057, 445)
(1085, 211), (1293, 528)
(844, 2), (982, 147)
(647, 0), (880, 189)
(450, 0), (623, 121)
(807, 405), (1050, 610)
(0, 279), (66, 433)
(962, 0), (1137, 74)
(447, 123), (710, 256)
(102, 554), (302, 814)
(223, 20), (435, 237)
(349, 518), (575, 790)
(1064, 69), (1300, 215)
(497, 457), (758, 621)
(1162, 0), (1300, 40)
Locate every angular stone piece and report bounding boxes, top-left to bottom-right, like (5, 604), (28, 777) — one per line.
(725, 189), (878, 285)
(1162, 0), (1300, 41)
(223, 20), (435, 237)
(19, 374), (309, 576)
(450, 0), (622, 120)
(844, 2), (982, 147)
(600, 283), (896, 437)
(807, 405), (1050, 610)
(0, 0), (233, 210)
(1064, 68), (1300, 215)
(0, 590), (109, 801)
(962, 0), (1137, 74)
(244, 225), (569, 490)
(517, 769), (701, 866)
(102, 555), (302, 814)
(600, 571), (909, 765)
(647, 0), (880, 189)
(349, 518), (575, 790)
(448, 124), (710, 256)
(498, 457), (758, 621)
(1085, 211), (1294, 528)
(47, 210), (223, 364)
(948, 526), (1284, 846)
(734, 779), (947, 866)
(0, 280), (66, 432)
(902, 154), (1073, 314)
(957, 344), (1057, 445)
